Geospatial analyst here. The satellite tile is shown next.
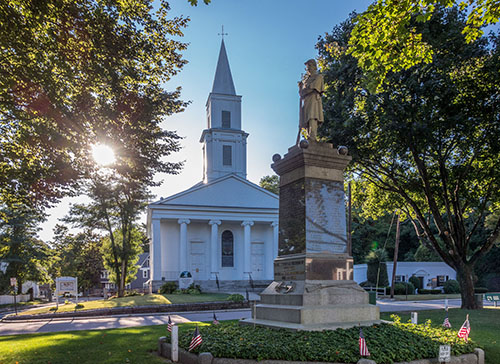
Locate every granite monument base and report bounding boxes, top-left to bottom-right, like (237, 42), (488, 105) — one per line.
(241, 279), (380, 331)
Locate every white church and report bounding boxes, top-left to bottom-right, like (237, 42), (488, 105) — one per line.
(147, 40), (279, 292)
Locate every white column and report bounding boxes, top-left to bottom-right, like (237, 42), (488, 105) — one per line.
(178, 219), (190, 273)
(209, 220), (221, 277)
(151, 218), (162, 280)
(271, 221), (279, 259)
(242, 220), (254, 277)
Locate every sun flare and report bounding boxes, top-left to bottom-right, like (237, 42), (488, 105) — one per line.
(91, 144), (116, 166)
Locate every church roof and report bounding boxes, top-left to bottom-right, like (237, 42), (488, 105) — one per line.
(150, 174), (278, 210)
(211, 40), (236, 95)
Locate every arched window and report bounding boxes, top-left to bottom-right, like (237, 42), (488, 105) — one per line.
(221, 230), (234, 267)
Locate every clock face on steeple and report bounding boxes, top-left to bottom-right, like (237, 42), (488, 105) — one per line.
(201, 39), (247, 183)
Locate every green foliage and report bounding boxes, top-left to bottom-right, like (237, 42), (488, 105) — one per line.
(348, 0), (500, 89)
(409, 275), (422, 290)
(418, 289), (442, 294)
(101, 228), (143, 287)
(170, 320), (476, 363)
(366, 249), (390, 287)
(49, 225), (103, 293)
(0, 0), (187, 209)
(159, 281), (178, 294)
(394, 282), (415, 295)
(443, 279), (461, 294)
(171, 283), (202, 295)
(0, 205), (51, 293)
(226, 294), (245, 302)
(414, 244), (441, 262)
(259, 175), (279, 195)
(318, 7), (500, 308)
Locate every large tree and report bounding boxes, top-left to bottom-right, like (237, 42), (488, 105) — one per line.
(317, 8), (500, 308)
(0, 205), (51, 293)
(348, 0), (500, 89)
(0, 0), (187, 209)
(50, 225), (103, 294)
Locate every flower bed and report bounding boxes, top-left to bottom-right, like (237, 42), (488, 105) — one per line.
(164, 316), (479, 364)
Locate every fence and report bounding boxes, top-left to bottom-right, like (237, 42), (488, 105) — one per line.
(0, 294), (30, 305)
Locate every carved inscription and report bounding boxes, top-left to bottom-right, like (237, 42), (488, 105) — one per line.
(274, 258), (305, 281)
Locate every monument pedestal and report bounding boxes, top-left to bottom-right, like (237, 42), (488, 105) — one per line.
(241, 142), (379, 330)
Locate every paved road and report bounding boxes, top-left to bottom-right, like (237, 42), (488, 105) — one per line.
(0, 309), (252, 336)
(2, 298), (494, 336)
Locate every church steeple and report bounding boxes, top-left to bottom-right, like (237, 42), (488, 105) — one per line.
(211, 40), (236, 95)
(200, 38), (247, 183)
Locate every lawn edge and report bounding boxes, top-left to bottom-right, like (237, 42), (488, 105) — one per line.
(2, 300), (249, 321)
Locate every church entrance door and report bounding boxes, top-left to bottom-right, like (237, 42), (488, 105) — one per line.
(251, 242), (265, 279)
(190, 241), (206, 280)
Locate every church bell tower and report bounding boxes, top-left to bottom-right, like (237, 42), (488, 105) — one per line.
(200, 39), (248, 183)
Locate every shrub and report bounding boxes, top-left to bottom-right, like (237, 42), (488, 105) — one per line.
(474, 287), (488, 294)
(443, 279), (460, 294)
(227, 293), (245, 302)
(418, 289), (442, 294)
(159, 281), (178, 294)
(359, 281), (375, 287)
(409, 275), (422, 290)
(366, 249), (389, 287)
(188, 283), (202, 293)
(393, 282), (415, 295)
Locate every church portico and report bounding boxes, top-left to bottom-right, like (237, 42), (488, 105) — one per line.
(147, 38), (278, 292)
(149, 211), (278, 290)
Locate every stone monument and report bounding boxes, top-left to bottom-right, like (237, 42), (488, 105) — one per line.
(241, 61), (380, 331)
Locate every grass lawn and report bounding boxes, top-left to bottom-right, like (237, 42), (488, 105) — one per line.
(390, 293), (461, 301)
(0, 324), (172, 364)
(19, 293), (231, 316)
(2, 310), (497, 364)
(163, 293), (230, 304)
(381, 307), (500, 364)
(0, 300), (43, 310)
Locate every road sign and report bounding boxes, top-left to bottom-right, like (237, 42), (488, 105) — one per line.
(10, 277), (16, 286)
(439, 345), (451, 362)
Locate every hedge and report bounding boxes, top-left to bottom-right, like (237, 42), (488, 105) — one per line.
(169, 317), (477, 364)
(418, 289), (442, 294)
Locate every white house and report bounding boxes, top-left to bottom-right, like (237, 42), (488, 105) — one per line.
(354, 261), (457, 289)
(147, 40), (279, 292)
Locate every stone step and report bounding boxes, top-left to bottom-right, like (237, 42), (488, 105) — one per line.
(255, 303), (379, 325)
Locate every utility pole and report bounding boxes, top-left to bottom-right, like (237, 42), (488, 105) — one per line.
(390, 213), (401, 298)
(347, 182), (352, 257)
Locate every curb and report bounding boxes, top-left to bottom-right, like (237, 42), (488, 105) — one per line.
(2, 301), (250, 322)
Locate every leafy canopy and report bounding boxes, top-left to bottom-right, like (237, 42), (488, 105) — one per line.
(349, 0), (500, 89)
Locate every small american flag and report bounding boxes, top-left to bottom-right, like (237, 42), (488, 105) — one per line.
(167, 316), (174, 332)
(443, 311), (451, 328)
(188, 326), (202, 351)
(213, 312), (219, 325)
(359, 328), (371, 357)
(457, 315), (470, 341)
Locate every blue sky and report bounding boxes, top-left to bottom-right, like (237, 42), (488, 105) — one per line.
(38, 0), (375, 241)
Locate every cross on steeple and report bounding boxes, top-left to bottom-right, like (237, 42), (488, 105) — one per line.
(218, 25), (228, 40)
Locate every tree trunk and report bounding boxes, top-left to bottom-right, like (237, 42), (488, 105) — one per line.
(457, 263), (477, 309)
(118, 260), (127, 297)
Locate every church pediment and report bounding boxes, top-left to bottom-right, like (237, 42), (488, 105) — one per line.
(152, 174), (278, 209)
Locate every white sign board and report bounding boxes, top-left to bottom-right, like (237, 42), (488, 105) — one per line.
(10, 277), (17, 286)
(439, 345), (451, 362)
(55, 277), (78, 303)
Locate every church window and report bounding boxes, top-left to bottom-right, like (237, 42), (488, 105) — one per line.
(222, 110), (231, 128)
(221, 230), (234, 267)
(223, 145), (232, 166)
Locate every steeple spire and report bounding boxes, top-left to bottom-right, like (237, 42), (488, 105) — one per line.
(211, 39), (236, 95)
